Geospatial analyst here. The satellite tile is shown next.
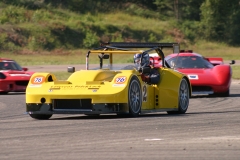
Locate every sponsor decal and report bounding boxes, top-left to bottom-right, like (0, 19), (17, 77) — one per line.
(29, 84), (42, 87)
(31, 76), (45, 84)
(114, 76), (127, 84)
(112, 84), (125, 87)
(49, 85), (101, 90)
(188, 74), (199, 80)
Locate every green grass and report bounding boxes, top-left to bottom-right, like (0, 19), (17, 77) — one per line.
(0, 9), (176, 51)
(187, 41), (240, 60)
(1, 43), (239, 80)
(50, 65), (240, 80)
(1, 42), (239, 66)
(51, 71), (73, 80)
(232, 66), (240, 80)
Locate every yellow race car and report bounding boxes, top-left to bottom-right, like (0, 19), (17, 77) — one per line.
(26, 42), (191, 119)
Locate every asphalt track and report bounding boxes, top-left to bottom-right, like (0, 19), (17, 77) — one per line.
(0, 65), (240, 160)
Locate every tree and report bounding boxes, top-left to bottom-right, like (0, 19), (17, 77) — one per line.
(180, 0), (204, 21)
(154, 0), (175, 18)
(200, 0), (240, 45)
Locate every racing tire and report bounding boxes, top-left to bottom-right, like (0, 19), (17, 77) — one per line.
(128, 76), (142, 117)
(0, 92), (8, 94)
(217, 89), (230, 97)
(29, 114), (52, 120)
(167, 78), (189, 114)
(84, 114), (100, 116)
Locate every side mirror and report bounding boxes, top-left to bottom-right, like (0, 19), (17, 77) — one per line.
(142, 66), (151, 74)
(22, 67), (28, 71)
(68, 67), (75, 73)
(230, 60), (235, 65)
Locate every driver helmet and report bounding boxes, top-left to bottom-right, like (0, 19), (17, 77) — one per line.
(133, 53), (150, 69)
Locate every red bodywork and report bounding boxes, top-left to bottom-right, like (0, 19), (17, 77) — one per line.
(0, 58), (34, 93)
(150, 51), (233, 96)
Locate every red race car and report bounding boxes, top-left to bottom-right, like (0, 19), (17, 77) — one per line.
(0, 58), (34, 94)
(150, 50), (235, 97)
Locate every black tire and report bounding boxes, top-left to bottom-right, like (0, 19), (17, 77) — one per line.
(0, 92), (8, 94)
(167, 78), (189, 114)
(116, 113), (129, 118)
(84, 114), (100, 116)
(218, 89), (230, 97)
(128, 76), (142, 117)
(29, 114), (52, 120)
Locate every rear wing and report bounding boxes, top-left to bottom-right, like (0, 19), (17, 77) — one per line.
(100, 42), (178, 47)
(100, 42), (180, 53)
(205, 57), (224, 66)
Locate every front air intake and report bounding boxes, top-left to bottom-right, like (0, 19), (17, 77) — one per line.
(16, 80), (29, 86)
(53, 99), (92, 110)
(0, 73), (6, 79)
(192, 86), (212, 92)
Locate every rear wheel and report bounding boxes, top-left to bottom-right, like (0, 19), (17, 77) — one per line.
(29, 114), (52, 120)
(128, 76), (142, 117)
(168, 78), (189, 114)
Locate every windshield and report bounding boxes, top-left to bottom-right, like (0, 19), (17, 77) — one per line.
(88, 63), (136, 71)
(166, 56), (214, 69)
(0, 61), (23, 71)
(87, 53), (137, 71)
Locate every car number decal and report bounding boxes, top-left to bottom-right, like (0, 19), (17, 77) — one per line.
(142, 85), (147, 102)
(31, 76), (45, 84)
(188, 74), (198, 80)
(114, 76), (127, 84)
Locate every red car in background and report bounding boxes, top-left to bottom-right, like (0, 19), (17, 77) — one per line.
(150, 50), (235, 97)
(0, 58), (34, 94)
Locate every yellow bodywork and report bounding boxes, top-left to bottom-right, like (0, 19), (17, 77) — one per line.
(26, 45), (191, 117)
(26, 67), (188, 111)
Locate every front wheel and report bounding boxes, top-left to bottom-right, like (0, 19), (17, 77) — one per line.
(168, 78), (189, 114)
(128, 76), (142, 117)
(215, 89), (229, 97)
(29, 114), (52, 120)
(0, 92), (8, 94)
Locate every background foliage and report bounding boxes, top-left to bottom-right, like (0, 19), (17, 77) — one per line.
(0, 0), (240, 53)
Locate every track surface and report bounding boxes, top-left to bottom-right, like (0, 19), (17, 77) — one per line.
(0, 65), (240, 160)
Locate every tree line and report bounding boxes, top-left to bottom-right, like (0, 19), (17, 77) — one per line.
(1, 0), (240, 46)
